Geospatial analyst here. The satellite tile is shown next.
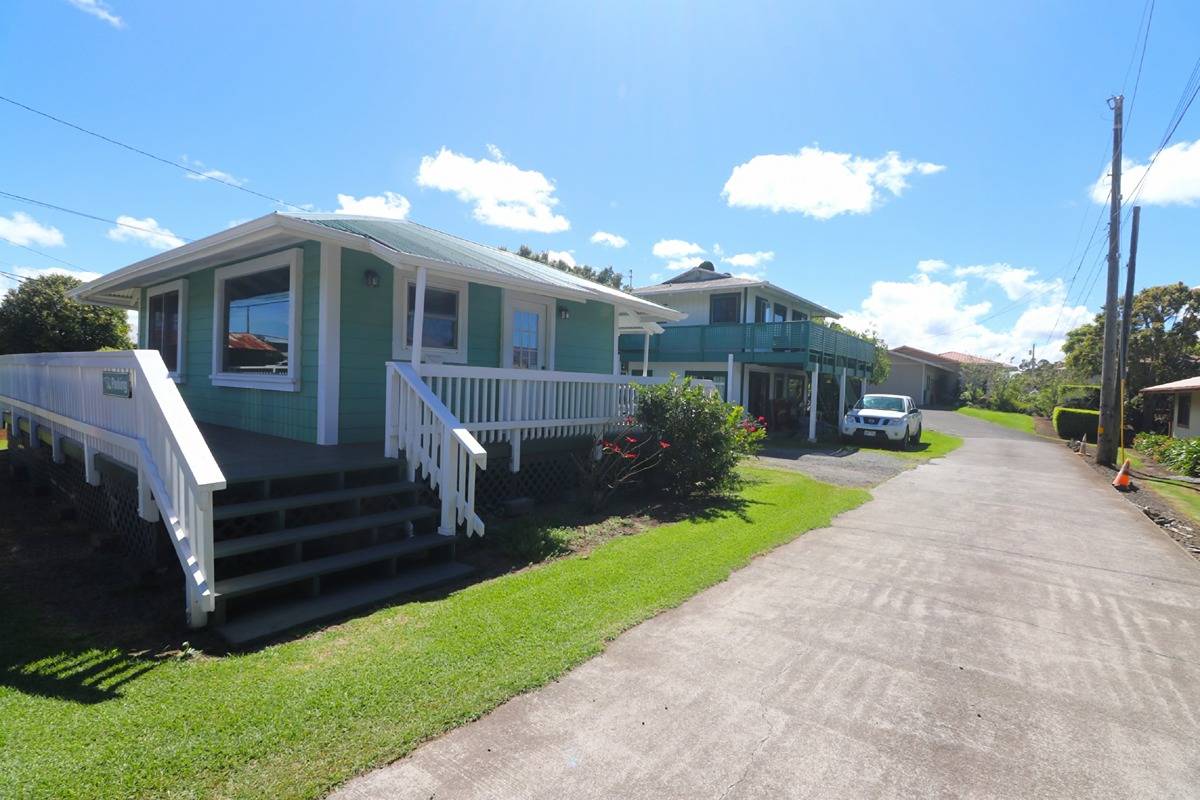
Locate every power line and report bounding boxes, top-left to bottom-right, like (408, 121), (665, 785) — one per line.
(0, 94), (306, 211)
(0, 189), (194, 244)
(0, 235), (89, 271)
(1122, 0), (1156, 137)
(1120, 52), (1200, 213)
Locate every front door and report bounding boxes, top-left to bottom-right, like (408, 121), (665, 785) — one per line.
(510, 301), (548, 369)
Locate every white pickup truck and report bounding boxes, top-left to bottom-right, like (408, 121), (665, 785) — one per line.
(841, 393), (923, 449)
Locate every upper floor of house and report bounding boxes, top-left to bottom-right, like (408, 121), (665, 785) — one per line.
(630, 262), (839, 328)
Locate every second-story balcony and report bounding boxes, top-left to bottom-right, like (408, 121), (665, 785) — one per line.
(618, 320), (876, 376)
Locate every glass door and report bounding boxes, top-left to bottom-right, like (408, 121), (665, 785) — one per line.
(510, 301), (547, 369)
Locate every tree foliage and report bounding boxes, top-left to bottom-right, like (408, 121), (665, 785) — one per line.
(1062, 282), (1200, 428)
(827, 322), (890, 383)
(511, 245), (626, 290)
(0, 274), (131, 354)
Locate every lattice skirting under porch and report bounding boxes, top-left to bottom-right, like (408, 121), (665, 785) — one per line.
(6, 424), (171, 572)
(474, 449), (587, 516)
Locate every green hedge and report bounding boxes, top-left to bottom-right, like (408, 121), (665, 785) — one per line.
(1052, 406), (1099, 442)
(1134, 432), (1200, 477)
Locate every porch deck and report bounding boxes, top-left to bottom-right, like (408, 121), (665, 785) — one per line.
(199, 424), (391, 484)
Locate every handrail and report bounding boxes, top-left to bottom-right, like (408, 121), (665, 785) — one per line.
(0, 350), (225, 627)
(386, 362), (488, 537)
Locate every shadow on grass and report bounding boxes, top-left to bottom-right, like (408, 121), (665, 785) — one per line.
(0, 637), (163, 705)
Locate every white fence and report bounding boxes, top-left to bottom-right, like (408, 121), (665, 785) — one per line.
(0, 351), (226, 627)
(385, 362), (715, 538)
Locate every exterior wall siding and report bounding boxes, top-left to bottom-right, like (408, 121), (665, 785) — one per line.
(1173, 390), (1198, 439)
(467, 283), (502, 368)
(142, 241), (321, 443)
(338, 249), (394, 444)
(554, 299), (614, 373)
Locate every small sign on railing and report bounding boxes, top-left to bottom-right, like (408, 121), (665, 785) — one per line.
(102, 370), (132, 399)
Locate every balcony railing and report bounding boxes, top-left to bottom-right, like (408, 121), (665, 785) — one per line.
(618, 320), (875, 375)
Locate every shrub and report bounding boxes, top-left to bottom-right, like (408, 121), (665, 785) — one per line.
(1136, 432), (1200, 477)
(574, 434), (670, 512)
(634, 375), (765, 497)
(1052, 406), (1099, 442)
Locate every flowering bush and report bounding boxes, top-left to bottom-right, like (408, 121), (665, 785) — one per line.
(634, 375), (766, 497)
(1135, 432), (1200, 477)
(574, 433), (671, 512)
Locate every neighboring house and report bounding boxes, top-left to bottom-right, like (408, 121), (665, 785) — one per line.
(874, 346), (1008, 406)
(0, 213), (686, 641)
(1141, 376), (1199, 439)
(616, 262), (876, 438)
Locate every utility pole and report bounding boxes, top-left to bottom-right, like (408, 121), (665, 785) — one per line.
(1096, 95), (1123, 466)
(1118, 205), (1141, 463)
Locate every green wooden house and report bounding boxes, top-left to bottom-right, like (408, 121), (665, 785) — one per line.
(0, 213), (683, 642)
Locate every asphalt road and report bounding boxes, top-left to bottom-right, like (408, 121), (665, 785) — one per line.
(333, 410), (1200, 799)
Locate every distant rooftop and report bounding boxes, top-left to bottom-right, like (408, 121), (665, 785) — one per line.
(938, 351), (1008, 367)
(633, 263), (840, 319)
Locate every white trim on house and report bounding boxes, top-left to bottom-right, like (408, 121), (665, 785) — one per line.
(210, 248), (303, 392)
(317, 243), (341, 445)
(393, 272), (469, 363)
(146, 278), (187, 382)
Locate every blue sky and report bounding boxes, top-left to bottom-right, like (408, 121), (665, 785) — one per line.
(2, 0), (1198, 360)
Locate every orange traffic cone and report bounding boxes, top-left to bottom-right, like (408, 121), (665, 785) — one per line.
(1112, 459), (1132, 491)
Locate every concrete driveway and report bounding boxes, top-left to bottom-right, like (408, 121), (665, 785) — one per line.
(333, 410), (1200, 799)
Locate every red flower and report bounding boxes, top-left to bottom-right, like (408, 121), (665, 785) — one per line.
(623, 452), (638, 460)
(659, 441), (671, 449)
(756, 416), (766, 423)
(625, 435), (638, 444)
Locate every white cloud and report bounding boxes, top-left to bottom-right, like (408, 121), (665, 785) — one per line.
(106, 216), (184, 250)
(547, 249), (576, 267)
(651, 239), (706, 271)
(0, 212), (65, 247)
(416, 146), (569, 233)
(590, 230), (627, 248)
(1090, 138), (1200, 206)
(722, 250), (774, 268)
(67, 0), (123, 28)
(335, 191), (412, 220)
(840, 260), (1092, 362)
(180, 156), (245, 187)
(722, 146), (945, 219)
(952, 263), (1057, 301)
(916, 258), (948, 274)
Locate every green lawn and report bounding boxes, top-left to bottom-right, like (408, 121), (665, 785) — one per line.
(1127, 452), (1200, 528)
(956, 407), (1036, 434)
(881, 429), (964, 461)
(0, 467), (868, 800)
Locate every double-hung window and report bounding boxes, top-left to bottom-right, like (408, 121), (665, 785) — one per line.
(1179, 393), (1192, 428)
(394, 276), (467, 361)
(211, 249), (302, 391)
(406, 285), (460, 350)
(146, 280), (186, 380)
(773, 302), (787, 323)
(754, 297), (770, 323)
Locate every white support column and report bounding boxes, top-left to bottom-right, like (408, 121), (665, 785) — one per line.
(137, 466), (160, 523)
(808, 362), (820, 442)
(838, 367), (848, 418)
(726, 353), (734, 402)
(641, 331), (651, 377)
(83, 442), (101, 486)
(411, 266), (427, 367)
(317, 242), (342, 445)
(611, 313), (620, 374)
(50, 427), (64, 464)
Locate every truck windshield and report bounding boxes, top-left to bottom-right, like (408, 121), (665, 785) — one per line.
(854, 396), (905, 412)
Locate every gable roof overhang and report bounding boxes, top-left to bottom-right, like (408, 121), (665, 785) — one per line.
(68, 213), (685, 322)
(889, 346), (962, 371)
(633, 277), (840, 319)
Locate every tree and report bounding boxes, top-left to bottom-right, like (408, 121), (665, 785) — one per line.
(510, 245), (625, 290)
(828, 322), (891, 384)
(1062, 281), (1200, 428)
(0, 274), (131, 354)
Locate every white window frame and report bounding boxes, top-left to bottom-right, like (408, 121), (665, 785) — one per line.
(146, 279), (187, 382)
(393, 273), (468, 362)
(210, 248), (303, 392)
(501, 290), (555, 369)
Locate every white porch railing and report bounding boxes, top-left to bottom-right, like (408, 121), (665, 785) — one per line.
(0, 351), (226, 628)
(385, 362), (714, 538)
(386, 362), (489, 537)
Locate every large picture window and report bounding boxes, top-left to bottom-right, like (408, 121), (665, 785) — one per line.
(1179, 393), (1192, 427)
(406, 284), (460, 350)
(709, 293), (740, 324)
(146, 279), (186, 379)
(754, 297), (770, 323)
(211, 249), (302, 391)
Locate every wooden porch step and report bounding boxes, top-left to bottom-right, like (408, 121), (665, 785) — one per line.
(214, 508), (438, 559)
(213, 481), (420, 521)
(214, 561), (473, 646)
